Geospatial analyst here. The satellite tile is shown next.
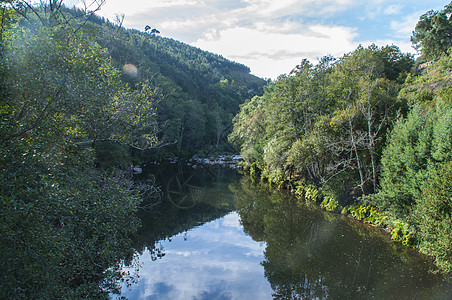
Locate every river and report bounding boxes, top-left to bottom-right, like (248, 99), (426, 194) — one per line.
(112, 163), (452, 299)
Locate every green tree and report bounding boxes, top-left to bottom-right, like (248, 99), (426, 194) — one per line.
(0, 5), (151, 297)
(417, 161), (452, 273)
(373, 53), (452, 220)
(230, 45), (411, 197)
(374, 105), (434, 218)
(327, 45), (404, 195)
(411, 2), (452, 60)
(229, 93), (269, 168)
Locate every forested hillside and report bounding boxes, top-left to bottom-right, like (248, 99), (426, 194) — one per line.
(230, 3), (452, 272)
(66, 7), (266, 158)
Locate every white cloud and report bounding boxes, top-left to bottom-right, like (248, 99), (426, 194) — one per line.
(193, 24), (358, 78)
(94, 0), (202, 16)
(159, 17), (214, 32)
(384, 4), (403, 15)
(390, 12), (421, 38)
(238, 0), (354, 18)
(360, 39), (414, 55)
(364, 3), (383, 19)
(240, 0), (303, 17)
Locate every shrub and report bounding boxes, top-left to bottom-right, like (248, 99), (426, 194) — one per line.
(348, 204), (388, 227)
(416, 161), (452, 272)
(320, 195), (342, 212)
(295, 182), (319, 203)
(390, 220), (415, 246)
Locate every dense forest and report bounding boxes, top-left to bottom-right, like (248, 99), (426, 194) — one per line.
(230, 2), (452, 273)
(0, 0), (263, 298)
(85, 7), (266, 160)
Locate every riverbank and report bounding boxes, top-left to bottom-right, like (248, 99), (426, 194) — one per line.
(246, 170), (451, 275)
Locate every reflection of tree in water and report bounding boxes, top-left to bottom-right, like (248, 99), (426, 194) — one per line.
(131, 164), (238, 259)
(167, 172), (204, 209)
(150, 242), (166, 261)
(133, 174), (163, 211)
(232, 177), (451, 300)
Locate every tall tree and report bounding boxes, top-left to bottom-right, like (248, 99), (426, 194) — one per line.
(411, 2), (452, 59)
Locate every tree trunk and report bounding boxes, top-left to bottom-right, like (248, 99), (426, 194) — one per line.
(348, 115), (366, 195)
(367, 106), (377, 193)
(178, 119), (185, 151)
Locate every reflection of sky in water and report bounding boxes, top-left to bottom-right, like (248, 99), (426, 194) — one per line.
(118, 212), (273, 299)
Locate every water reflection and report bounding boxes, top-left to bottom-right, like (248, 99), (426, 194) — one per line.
(120, 211), (273, 299)
(117, 164), (275, 299)
(132, 163), (239, 255)
(116, 167), (452, 299)
(234, 177), (452, 299)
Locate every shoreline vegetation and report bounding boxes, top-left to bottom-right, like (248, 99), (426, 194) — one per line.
(230, 3), (452, 274)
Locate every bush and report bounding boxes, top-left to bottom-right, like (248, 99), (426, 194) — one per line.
(416, 161), (452, 272)
(295, 182), (319, 203)
(375, 104), (434, 218)
(348, 204), (388, 227)
(390, 220), (415, 246)
(320, 195), (342, 212)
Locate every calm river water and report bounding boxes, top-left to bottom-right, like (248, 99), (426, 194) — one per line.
(113, 163), (452, 299)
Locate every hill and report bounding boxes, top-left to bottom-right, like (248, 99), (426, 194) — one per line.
(72, 8), (267, 156)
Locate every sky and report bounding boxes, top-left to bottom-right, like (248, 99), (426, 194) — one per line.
(69, 0), (450, 79)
